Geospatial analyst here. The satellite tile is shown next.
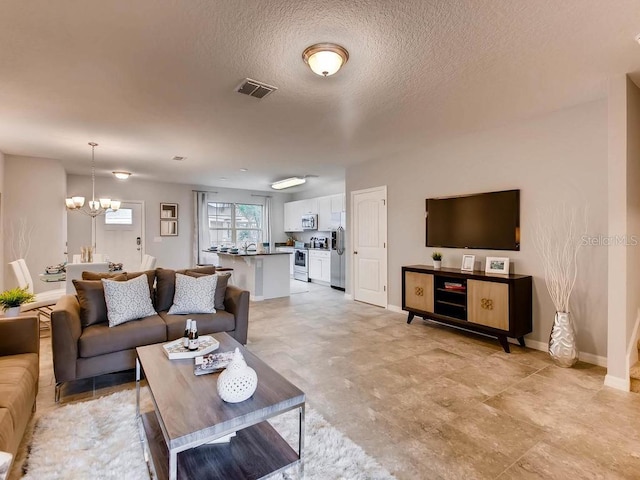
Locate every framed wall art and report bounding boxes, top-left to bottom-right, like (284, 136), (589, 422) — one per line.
(160, 203), (178, 219)
(160, 203), (178, 236)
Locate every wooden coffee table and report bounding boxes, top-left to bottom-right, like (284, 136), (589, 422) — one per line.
(136, 332), (305, 480)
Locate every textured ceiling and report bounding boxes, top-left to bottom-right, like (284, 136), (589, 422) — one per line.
(0, 0), (639, 192)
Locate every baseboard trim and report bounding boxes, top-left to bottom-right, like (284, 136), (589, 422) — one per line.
(579, 351), (608, 368)
(517, 339), (607, 367)
(384, 308), (609, 367)
(387, 304), (403, 314)
(604, 374), (630, 391)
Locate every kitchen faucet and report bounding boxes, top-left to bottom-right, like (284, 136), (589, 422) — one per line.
(241, 242), (256, 252)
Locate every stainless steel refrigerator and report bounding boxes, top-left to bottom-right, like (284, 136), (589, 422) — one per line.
(330, 226), (346, 290)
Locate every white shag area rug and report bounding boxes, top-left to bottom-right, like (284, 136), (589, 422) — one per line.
(24, 390), (395, 480)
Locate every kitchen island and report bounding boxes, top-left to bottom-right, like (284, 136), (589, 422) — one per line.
(217, 251), (291, 301)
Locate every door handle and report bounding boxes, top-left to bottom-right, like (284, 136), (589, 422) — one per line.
(354, 251), (358, 254)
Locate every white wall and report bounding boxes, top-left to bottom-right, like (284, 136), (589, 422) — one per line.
(606, 76), (640, 389)
(0, 151), (4, 292)
(626, 77), (640, 362)
(67, 175), (289, 270)
(3, 155), (67, 293)
(347, 100), (608, 359)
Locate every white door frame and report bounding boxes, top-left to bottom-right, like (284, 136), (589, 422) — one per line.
(92, 200), (146, 260)
(350, 185), (388, 307)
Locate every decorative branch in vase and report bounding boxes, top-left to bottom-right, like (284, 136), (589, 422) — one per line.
(533, 204), (587, 367)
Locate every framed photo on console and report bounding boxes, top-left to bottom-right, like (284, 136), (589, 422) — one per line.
(461, 254), (475, 272)
(486, 257), (509, 274)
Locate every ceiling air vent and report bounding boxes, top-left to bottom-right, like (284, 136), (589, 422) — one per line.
(236, 78), (277, 99)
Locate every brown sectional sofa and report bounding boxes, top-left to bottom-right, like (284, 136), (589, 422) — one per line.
(0, 315), (39, 472)
(51, 267), (249, 401)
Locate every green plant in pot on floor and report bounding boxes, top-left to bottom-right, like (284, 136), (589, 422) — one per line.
(0, 286), (35, 317)
(432, 251), (442, 269)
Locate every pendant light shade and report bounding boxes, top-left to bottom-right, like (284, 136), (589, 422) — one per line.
(302, 43), (349, 77)
(65, 142), (121, 217)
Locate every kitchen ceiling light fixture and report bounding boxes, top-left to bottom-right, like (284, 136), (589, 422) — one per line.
(302, 43), (349, 77)
(112, 171), (131, 180)
(65, 142), (121, 217)
(271, 176), (307, 190)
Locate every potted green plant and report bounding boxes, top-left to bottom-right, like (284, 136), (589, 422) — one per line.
(0, 286), (35, 317)
(431, 252), (442, 269)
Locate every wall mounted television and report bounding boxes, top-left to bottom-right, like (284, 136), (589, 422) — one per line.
(426, 189), (520, 250)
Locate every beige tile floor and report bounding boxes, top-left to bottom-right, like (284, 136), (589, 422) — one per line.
(12, 282), (640, 479)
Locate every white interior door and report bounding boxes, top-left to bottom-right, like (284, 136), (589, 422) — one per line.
(94, 201), (144, 272)
(352, 186), (387, 307)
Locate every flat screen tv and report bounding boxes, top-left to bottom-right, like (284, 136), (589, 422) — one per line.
(426, 189), (520, 250)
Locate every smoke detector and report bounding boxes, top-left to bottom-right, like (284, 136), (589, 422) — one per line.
(236, 78), (277, 99)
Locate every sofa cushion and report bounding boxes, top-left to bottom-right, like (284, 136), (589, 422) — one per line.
(0, 354), (38, 443)
(0, 409), (14, 456)
(102, 274), (157, 327)
(78, 314), (167, 358)
(82, 271), (127, 280)
(73, 275), (127, 327)
(168, 273), (217, 314)
(125, 270), (156, 295)
(155, 267), (218, 312)
(159, 310), (236, 341)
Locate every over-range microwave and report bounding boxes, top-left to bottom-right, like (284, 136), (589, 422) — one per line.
(301, 214), (317, 230)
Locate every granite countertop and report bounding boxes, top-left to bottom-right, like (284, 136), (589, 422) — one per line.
(216, 251), (291, 256)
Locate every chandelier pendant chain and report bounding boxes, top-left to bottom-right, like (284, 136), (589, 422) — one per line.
(90, 142), (97, 208)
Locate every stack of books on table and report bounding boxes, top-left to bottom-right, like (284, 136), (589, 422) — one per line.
(444, 282), (465, 291)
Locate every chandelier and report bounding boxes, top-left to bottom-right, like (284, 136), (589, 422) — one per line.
(65, 142), (121, 217)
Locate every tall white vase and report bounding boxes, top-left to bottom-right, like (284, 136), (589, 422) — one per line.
(548, 311), (578, 367)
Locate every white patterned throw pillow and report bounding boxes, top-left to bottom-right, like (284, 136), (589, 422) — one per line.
(102, 274), (156, 327)
(168, 273), (217, 314)
(0, 451), (12, 480)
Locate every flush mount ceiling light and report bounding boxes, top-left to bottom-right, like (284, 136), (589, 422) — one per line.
(112, 171), (131, 180)
(302, 43), (349, 77)
(271, 176), (307, 190)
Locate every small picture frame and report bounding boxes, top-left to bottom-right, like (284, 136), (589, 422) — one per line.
(461, 254), (475, 272)
(486, 257), (510, 274)
(160, 203), (178, 220)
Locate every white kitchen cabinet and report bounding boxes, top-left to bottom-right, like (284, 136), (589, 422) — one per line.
(300, 198), (318, 215)
(317, 196), (332, 231)
(330, 193), (345, 213)
(284, 201), (303, 232)
(308, 249), (331, 283)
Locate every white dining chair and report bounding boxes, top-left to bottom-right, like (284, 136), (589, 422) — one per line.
(139, 254), (156, 271)
(9, 259), (66, 327)
(65, 262), (110, 294)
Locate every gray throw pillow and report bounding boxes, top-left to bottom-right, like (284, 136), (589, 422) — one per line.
(168, 273), (217, 314)
(102, 274), (157, 327)
(186, 271), (231, 310)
